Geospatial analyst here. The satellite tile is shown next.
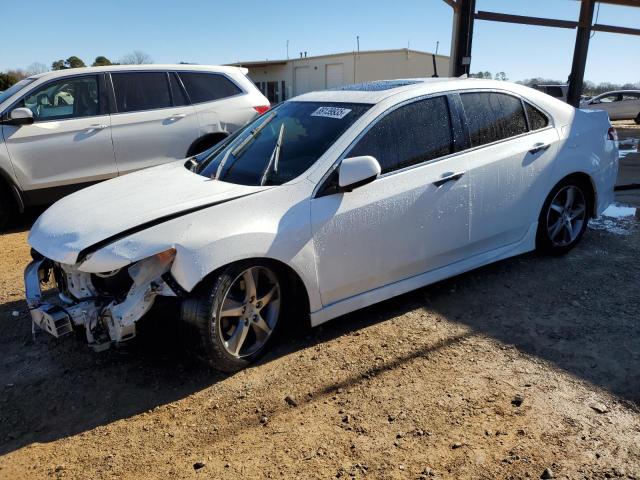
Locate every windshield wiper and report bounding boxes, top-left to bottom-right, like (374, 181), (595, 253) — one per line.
(211, 111), (277, 181)
(260, 123), (285, 186)
(231, 111), (277, 158)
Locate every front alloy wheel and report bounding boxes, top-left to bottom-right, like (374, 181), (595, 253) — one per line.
(217, 266), (281, 358)
(181, 262), (284, 372)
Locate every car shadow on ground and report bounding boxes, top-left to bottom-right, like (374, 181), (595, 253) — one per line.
(0, 227), (638, 455)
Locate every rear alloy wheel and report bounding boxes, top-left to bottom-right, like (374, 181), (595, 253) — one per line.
(181, 262), (283, 372)
(537, 180), (589, 255)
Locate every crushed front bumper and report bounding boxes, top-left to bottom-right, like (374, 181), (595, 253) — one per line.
(24, 258), (99, 339)
(24, 251), (177, 346)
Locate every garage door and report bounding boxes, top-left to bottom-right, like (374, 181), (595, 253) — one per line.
(326, 63), (344, 89)
(294, 67), (310, 96)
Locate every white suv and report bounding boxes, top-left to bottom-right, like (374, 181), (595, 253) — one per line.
(0, 65), (269, 228)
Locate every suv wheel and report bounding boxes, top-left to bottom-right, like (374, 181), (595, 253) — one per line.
(0, 191), (13, 230)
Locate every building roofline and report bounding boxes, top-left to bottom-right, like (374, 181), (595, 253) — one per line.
(229, 48), (449, 67)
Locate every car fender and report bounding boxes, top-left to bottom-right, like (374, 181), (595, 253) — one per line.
(78, 182), (323, 313)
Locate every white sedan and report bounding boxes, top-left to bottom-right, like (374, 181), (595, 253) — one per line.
(25, 78), (618, 372)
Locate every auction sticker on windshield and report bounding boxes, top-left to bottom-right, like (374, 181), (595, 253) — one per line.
(311, 106), (352, 119)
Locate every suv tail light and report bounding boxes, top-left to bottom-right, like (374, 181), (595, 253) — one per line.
(254, 105), (270, 115)
(607, 126), (618, 141)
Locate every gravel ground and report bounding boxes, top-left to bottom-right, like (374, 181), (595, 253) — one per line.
(0, 205), (639, 479)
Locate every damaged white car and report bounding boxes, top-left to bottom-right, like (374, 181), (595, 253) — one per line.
(25, 78), (618, 372)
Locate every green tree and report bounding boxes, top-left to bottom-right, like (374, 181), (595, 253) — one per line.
(65, 56), (86, 68)
(0, 72), (19, 90)
(470, 71), (493, 79)
(494, 72), (508, 81)
(51, 59), (66, 70)
(92, 56), (113, 67)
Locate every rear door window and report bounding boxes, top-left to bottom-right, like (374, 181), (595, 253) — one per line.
(460, 92), (528, 147)
(178, 72), (242, 103)
(348, 95), (454, 174)
(112, 72), (172, 113)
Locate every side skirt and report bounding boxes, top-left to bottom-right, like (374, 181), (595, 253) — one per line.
(309, 223), (538, 327)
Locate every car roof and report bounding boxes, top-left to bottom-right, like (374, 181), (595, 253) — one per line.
(292, 77), (548, 104)
(596, 90), (640, 96)
(27, 64), (247, 81)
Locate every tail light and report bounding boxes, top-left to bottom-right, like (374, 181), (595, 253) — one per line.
(607, 126), (618, 141)
(253, 105), (270, 115)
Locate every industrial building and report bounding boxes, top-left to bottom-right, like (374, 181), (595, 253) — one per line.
(231, 48), (449, 104)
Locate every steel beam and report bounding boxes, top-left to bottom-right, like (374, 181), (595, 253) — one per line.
(592, 23), (640, 36)
(567, 0), (595, 107)
(449, 0), (476, 77)
(475, 11), (578, 29)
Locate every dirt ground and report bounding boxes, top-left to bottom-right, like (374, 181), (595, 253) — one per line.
(1, 152), (639, 479)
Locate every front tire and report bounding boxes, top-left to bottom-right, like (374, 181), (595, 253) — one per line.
(536, 178), (591, 255)
(634, 112), (640, 125)
(180, 261), (284, 373)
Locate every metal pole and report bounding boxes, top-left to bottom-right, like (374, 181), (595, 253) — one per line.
(567, 0), (595, 107)
(450, 0), (476, 77)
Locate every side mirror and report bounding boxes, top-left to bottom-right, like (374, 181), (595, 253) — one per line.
(338, 155), (381, 191)
(6, 107), (34, 126)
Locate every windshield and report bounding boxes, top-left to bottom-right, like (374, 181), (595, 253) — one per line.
(0, 78), (36, 105)
(196, 101), (371, 186)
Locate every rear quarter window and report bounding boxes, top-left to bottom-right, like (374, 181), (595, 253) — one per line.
(179, 72), (242, 103)
(460, 92), (528, 147)
(525, 102), (549, 131)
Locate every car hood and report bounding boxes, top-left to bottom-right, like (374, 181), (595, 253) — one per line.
(29, 161), (269, 265)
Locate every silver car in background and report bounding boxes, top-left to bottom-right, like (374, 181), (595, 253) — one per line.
(581, 90), (640, 123)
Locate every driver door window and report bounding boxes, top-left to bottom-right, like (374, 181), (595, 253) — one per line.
(20, 76), (101, 121)
(598, 94), (621, 103)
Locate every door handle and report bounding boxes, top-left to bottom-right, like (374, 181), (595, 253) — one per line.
(168, 113), (186, 119)
(85, 124), (108, 133)
(529, 142), (551, 154)
(433, 171), (465, 187)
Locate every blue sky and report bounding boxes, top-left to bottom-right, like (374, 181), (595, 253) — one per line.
(1, 0), (639, 84)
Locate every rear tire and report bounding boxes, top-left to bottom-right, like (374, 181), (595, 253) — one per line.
(536, 177), (591, 255)
(186, 134), (228, 157)
(0, 191), (13, 231)
(180, 261), (285, 373)
(634, 112), (640, 125)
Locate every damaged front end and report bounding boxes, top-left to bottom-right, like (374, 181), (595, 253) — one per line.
(24, 248), (178, 350)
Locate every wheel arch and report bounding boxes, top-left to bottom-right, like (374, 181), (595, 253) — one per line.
(186, 256), (312, 323)
(186, 132), (229, 157)
(559, 171), (597, 218)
